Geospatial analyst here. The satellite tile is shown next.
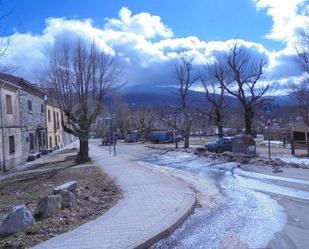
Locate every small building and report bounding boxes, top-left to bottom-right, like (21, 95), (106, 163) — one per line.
(0, 78), (23, 170)
(291, 122), (309, 156)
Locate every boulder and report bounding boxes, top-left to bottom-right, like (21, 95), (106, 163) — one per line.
(0, 205), (35, 236)
(34, 194), (62, 218)
(53, 181), (77, 194)
(72, 187), (84, 199)
(60, 191), (78, 208)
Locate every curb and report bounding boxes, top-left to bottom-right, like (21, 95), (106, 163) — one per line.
(134, 162), (197, 249)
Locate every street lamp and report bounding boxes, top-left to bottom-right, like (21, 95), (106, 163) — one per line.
(105, 115), (116, 156)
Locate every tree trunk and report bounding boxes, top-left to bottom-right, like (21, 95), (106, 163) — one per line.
(216, 111), (224, 138)
(218, 124), (223, 138)
(174, 130), (179, 149)
(183, 119), (192, 148)
(184, 134), (190, 148)
(244, 109), (253, 135)
(78, 137), (90, 163)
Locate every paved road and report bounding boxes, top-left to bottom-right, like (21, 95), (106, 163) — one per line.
(109, 141), (309, 249)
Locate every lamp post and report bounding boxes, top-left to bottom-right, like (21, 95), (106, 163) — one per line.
(105, 114), (116, 156)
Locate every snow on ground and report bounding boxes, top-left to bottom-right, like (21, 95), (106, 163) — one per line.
(146, 151), (287, 249)
(235, 174), (309, 201)
(276, 154), (309, 167)
(236, 169), (309, 185)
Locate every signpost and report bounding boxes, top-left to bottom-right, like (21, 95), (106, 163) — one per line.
(265, 102), (273, 159)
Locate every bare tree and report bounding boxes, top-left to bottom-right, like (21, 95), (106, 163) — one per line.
(47, 41), (120, 162)
(160, 108), (182, 148)
(174, 56), (198, 148)
(200, 63), (227, 138)
(296, 27), (309, 74)
(293, 27), (309, 126)
(137, 107), (159, 139)
(110, 95), (132, 136)
(291, 83), (309, 126)
(220, 44), (269, 135)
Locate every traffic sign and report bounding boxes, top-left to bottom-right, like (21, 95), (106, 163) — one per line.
(264, 105), (272, 114)
(266, 117), (273, 127)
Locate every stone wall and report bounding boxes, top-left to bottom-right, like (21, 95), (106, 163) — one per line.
(19, 89), (46, 160)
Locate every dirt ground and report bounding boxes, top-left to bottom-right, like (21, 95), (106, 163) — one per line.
(0, 157), (122, 249)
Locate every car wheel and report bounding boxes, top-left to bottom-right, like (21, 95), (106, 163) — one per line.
(216, 147), (223, 153)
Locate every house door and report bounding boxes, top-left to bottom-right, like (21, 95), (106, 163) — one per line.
(29, 133), (35, 152)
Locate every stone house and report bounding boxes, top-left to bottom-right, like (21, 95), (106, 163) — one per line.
(0, 77), (23, 170)
(0, 73), (47, 162)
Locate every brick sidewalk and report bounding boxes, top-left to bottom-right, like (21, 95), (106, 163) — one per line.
(33, 143), (196, 249)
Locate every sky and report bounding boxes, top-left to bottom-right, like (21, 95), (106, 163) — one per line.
(1, 0), (309, 92)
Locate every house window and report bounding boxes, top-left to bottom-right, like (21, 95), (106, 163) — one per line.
(56, 112), (60, 129)
(53, 111), (56, 130)
(41, 104), (44, 113)
(29, 133), (35, 151)
(28, 100), (32, 112)
(48, 109), (51, 122)
(6, 94), (13, 114)
(42, 132), (46, 147)
(49, 137), (52, 148)
(9, 136), (15, 154)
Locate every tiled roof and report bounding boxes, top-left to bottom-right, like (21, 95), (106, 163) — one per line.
(0, 72), (46, 97)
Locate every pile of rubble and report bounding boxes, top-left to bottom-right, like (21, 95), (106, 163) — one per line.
(0, 181), (84, 237)
(194, 147), (306, 170)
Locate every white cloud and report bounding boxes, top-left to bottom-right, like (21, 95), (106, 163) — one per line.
(252, 0), (309, 43)
(0, 6), (305, 91)
(104, 7), (173, 39)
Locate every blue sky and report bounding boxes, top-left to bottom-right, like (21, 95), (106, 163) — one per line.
(1, 0), (308, 91)
(4, 0), (281, 49)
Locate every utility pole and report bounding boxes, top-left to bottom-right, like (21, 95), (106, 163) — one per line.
(264, 102), (273, 159)
(112, 114), (116, 156)
(0, 83), (6, 171)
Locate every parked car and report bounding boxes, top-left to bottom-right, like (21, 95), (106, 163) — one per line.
(102, 133), (114, 145)
(205, 137), (233, 153)
(149, 131), (175, 144)
(125, 133), (138, 143)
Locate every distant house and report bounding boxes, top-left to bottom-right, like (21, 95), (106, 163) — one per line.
(0, 78), (23, 169)
(46, 101), (64, 151)
(0, 73), (47, 161)
(45, 89), (75, 152)
(291, 122), (309, 156)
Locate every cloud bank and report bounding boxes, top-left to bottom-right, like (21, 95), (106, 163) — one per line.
(1, 4), (308, 92)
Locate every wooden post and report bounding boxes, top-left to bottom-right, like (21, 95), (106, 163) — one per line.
(291, 139), (295, 155)
(306, 131), (309, 156)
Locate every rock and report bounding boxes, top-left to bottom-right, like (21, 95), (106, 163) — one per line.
(60, 191), (78, 208)
(89, 196), (99, 203)
(53, 181), (77, 194)
(0, 205), (35, 236)
(72, 187), (84, 199)
(273, 168), (284, 173)
(34, 195), (62, 218)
